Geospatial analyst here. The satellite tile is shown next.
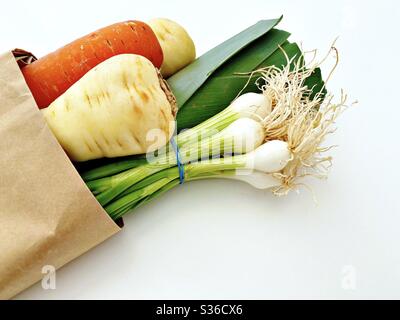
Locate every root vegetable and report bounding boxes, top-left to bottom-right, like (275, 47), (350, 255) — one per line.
(22, 21), (164, 109)
(149, 18), (196, 77)
(42, 54), (177, 162)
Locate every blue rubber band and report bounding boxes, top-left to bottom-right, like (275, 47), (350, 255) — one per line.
(170, 138), (185, 185)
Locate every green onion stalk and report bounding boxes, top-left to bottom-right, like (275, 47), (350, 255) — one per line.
(106, 140), (291, 220)
(86, 93), (272, 206)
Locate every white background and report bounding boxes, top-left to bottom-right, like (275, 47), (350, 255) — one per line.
(1, 0), (399, 299)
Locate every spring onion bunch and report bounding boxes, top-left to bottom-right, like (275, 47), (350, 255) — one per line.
(83, 48), (348, 220)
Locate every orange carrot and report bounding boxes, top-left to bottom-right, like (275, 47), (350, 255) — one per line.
(21, 20), (164, 109)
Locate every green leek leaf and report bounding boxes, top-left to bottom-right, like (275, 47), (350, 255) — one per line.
(168, 17), (283, 108)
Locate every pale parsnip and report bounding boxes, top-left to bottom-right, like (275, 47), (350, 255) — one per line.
(149, 18), (196, 77)
(42, 54), (176, 162)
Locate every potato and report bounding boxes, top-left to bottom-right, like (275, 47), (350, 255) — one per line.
(42, 54), (177, 162)
(149, 18), (196, 77)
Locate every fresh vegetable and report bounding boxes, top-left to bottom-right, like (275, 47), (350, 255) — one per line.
(76, 18), (287, 175)
(105, 140), (291, 219)
(175, 29), (290, 129)
(167, 18), (283, 109)
(86, 93), (272, 204)
(167, 17), (325, 130)
(176, 39), (326, 130)
(82, 92), (271, 181)
(83, 48), (347, 220)
(22, 20), (164, 109)
(43, 54), (177, 162)
(130, 170), (283, 214)
(149, 18), (196, 77)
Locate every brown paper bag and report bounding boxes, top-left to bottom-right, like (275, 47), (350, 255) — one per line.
(0, 50), (121, 299)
